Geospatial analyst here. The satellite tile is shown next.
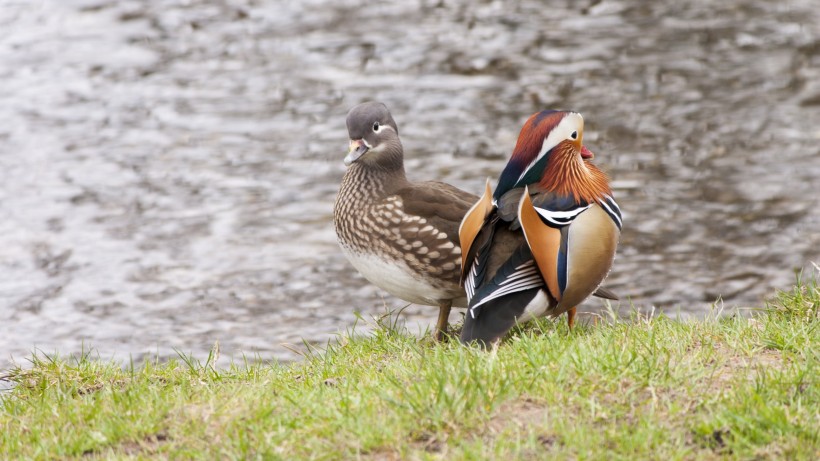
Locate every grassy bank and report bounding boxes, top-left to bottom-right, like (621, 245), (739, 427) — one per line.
(1, 279), (818, 460)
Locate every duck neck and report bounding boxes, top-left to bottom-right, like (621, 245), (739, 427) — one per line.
(539, 150), (612, 204)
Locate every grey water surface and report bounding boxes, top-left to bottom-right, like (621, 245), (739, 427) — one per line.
(1, 0), (818, 367)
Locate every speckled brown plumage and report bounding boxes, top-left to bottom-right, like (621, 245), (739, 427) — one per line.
(333, 102), (477, 340)
(335, 166), (475, 293)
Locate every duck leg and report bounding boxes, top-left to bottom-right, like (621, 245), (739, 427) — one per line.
(435, 301), (452, 341)
(567, 306), (577, 330)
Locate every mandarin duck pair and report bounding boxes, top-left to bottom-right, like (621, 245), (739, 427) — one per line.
(334, 102), (621, 346)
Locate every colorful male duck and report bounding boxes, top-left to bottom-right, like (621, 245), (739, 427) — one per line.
(459, 110), (622, 346)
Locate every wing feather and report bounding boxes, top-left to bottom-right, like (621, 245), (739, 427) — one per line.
(467, 244), (544, 319)
(458, 179), (494, 283)
(518, 189), (562, 301)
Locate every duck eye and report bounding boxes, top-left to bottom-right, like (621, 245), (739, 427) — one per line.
(570, 131), (578, 140)
(372, 122), (380, 132)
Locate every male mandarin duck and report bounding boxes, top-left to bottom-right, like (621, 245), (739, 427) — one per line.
(334, 102), (478, 340)
(459, 110), (622, 346)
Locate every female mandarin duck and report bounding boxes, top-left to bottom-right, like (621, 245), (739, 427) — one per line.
(459, 110), (621, 346)
(334, 102), (478, 340)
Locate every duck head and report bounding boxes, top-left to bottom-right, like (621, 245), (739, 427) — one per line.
(344, 102), (403, 172)
(495, 110), (608, 204)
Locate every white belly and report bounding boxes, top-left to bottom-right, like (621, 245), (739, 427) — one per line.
(340, 247), (466, 307)
(517, 289), (550, 323)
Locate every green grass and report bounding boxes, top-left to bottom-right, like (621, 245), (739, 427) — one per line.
(1, 276), (818, 460)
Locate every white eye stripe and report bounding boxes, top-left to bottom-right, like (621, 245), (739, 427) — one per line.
(516, 113), (584, 184)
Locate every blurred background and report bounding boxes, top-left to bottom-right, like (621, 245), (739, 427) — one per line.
(1, 0), (818, 367)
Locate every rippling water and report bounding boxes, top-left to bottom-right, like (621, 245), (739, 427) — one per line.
(1, 0), (818, 367)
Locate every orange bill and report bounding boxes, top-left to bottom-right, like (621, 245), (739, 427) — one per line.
(458, 178), (494, 281)
(518, 188), (562, 302)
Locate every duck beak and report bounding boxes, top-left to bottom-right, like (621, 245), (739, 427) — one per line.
(580, 145), (594, 159)
(344, 139), (369, 165)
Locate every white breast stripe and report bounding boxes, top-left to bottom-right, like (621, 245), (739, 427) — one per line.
(605, 195), (622, 218)
(534, 204), (591, 227)
(535, 206), (591, 219)
(599, 195), (622, 228)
